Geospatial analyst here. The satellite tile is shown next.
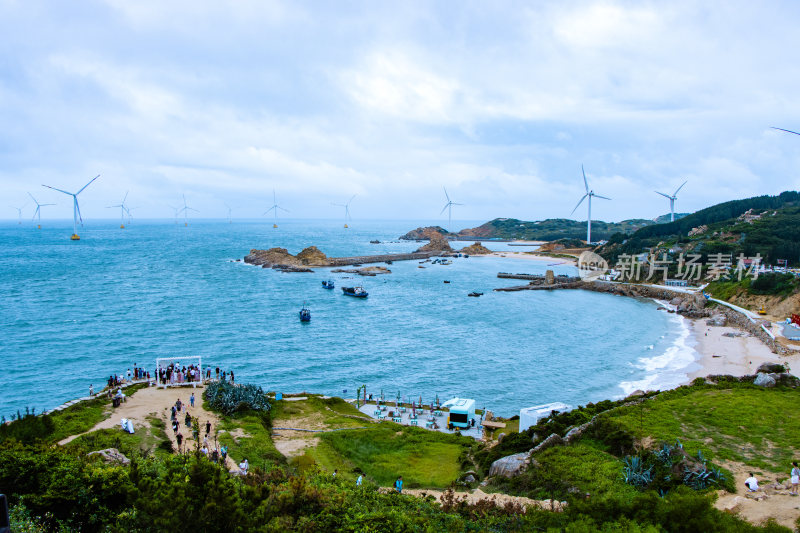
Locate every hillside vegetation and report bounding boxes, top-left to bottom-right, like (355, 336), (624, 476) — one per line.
(598, 191), (800, 266)
(456, 217), (656, 241)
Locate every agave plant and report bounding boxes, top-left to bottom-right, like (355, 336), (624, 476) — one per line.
(204, 381), (271, 415)
(622, 455), (653, 488)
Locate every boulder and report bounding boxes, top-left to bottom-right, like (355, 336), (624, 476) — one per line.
(626, 390), (645, 399)
(757, 362), (786, 374)
(459, 242), (492, 255)
(496, 432), (506, 442)
(753, 373), (776, 388)
(720, 496), (746, 513)
(532, 433), (565, 453)
(87, 448), (130, 465)
(296, 246), (328, 265)
(488, 452), (530, 478)
(415, 230), (453, 253)
(463, 474), (477, 483)
(706, 314), (727, 327)
(744, 492), (769, 501)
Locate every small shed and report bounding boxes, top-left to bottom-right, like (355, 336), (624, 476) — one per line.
(442, 398), (476, 429)
(519, 402), (570, 433)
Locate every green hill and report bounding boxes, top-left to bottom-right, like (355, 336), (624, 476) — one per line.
(597, 191), (800, 266)
(457, 217), (656, 241)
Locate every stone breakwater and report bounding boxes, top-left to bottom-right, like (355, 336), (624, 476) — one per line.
(244, 246), (437, 270)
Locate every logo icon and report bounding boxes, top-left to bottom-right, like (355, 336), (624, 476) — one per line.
(578, 251), (609, 281)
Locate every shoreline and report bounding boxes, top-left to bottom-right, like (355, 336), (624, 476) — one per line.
(486, 251), (577, 266)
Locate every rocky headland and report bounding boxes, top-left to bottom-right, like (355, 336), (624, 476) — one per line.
(414, 230), (453, 253)
(400, 226), (454, 240)
(459, 242), (491, 255)
(244, 246), (437, 271)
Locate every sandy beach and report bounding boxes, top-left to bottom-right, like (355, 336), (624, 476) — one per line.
(687, 319), (800, 380)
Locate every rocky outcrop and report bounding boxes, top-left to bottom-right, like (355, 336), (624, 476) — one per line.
(488, 452), (530, 478)
(296, 246), (327, 265)
(754, 373), (776, 387)
(244, 247), (302, 268)
(415, 231), (453, 253)
(706, 314), (727, 327)
(757, 362), (786, 374)
(400, 226), (452, 240)
(331, 266), (392, 276)
(460, 242), (492, 255)
(88, 448), (130, 465)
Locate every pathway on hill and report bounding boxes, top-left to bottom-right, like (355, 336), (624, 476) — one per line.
(715, 461), (800, 530)
(395, 487), (566, 513)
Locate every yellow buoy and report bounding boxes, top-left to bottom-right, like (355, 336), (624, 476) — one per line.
(37, 224), (41, 229)
(70, 234), (80, 240)
(344, 223), (349, 228)
(120, 224), (125, 229)
(273, 223), (278, 228)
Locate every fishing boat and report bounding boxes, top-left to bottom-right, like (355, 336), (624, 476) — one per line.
(299, 303), (311, 322)
(467, 292), (483, 297)
(342, 286), (368, 298)
(322, 280), (335, 289)
(443, 280), (450, 284)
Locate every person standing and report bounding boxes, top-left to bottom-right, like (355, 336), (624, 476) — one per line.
(791, 462), (800, 495)
(176, 432), (183, 450)
(356, 474), (363, 487)
(89, 384), (94, 396)
(332, 469), (337, 479)
(394, 476), (403, 494)
(206, 420), (212, 436)
(190, 393), (195, 408)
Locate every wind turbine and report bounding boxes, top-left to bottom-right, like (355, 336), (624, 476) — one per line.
(771, 126), (800, 136)
(223, 202), (232, 224)
(107, 191), (130, 229)
(440, 186), (463, 232)
(42, 175), (100, 240)
(263, 190), (289, 228)
(570, 165), (610, 245)
(332, 195), (356, 228)
(167, 204), (180, 225)
(9, 203), (26, 225)
(179, 194), (198, 227)
(655, 181), (687, 222)
(28, 193), (55, 229)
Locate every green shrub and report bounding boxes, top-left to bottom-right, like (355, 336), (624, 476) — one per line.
(204, 381), (271, 416)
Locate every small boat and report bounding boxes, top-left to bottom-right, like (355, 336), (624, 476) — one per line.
(322, 280), (335, 289)
(418, 265), (426, 269)
(468, 292), (483, 297)
(299, 303), (311, 322)
(443, 280), (450, 284)
(342, 286), (368, 298)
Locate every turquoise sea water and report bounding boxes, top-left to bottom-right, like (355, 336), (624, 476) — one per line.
(0, 219), (691, 417)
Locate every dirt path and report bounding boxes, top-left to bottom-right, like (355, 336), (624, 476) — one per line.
(396, 488), (566, 512)
(715, 461), (800, 529)
(58, 385), (233, 466)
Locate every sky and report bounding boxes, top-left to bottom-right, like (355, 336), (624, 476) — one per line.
(2, 0), (800, 225)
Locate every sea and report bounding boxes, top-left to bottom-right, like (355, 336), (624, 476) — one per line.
(0, 219), (700, 417)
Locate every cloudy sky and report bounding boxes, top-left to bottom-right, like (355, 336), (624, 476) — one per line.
(2, 1), (800, 224)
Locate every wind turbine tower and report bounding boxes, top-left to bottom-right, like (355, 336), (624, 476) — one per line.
(655, 181), (687, 222)
(107, 191), (130, 229)
(570, 166), (610, 245)
(224, 203), (232, 224)
(179, 194), (198, 227)
(440, 186), (464, 232)
(28, 193), (55, 229)
(10, 204), (26, 225)
(332, 195), (356, 228)
(42, 174), (100, 240)
(263, 190), (289, 228)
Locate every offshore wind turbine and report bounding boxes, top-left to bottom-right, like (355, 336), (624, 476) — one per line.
(167, 204), (180, 225)
(440, 186), (463, 232)
(655, 181), (687, 222)
(263, 190), (289, 228)
(10, 203), (27, 225)
(223, 202), (232, 224)
(42, 174), (100, 240)
(107, 191), (130, 229)
(179, 194), (198, 227)
(28, 193), (55, 228)
(570, 165), (610, 245)
(332, 195), (356, 228)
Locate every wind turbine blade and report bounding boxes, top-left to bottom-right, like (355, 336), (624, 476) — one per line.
(122, 191), (129, 204)
(440, 204), (449, 215)
(31, 206), (40, 221)
(655, 191), (671, 199)
(28, 192), (38, 205)
(278, 206), (290, 213)
(443, 186), (450, 202)
(673, 180), (687, 196)
(771, 126), (800, 136)
(76, 199), (84, 225)
(41, 203), (55, 206)
(263, 207), (276, 216)
(453, 202), (464, 206)
(348, 194), (356, 205)
(593, 194), (611, 200)
(187, 207), (199, 212)
(581, 165), (589, 193)
(42, 184), (73, 196)
(76, 174), (100, 195)
(570, 194), (588, 215)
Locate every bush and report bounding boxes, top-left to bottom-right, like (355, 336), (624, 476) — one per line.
(204, 381), (271, 416)
(749, 273), (798, 296)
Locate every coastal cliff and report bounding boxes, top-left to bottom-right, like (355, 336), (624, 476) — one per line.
(414, 230), (453, 253)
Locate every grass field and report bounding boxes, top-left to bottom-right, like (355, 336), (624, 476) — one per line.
(609, 385), (800, 472)
(66, 415), (173, 459)
(310, 423), (470, 488)
(215, 409), (285, 470)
